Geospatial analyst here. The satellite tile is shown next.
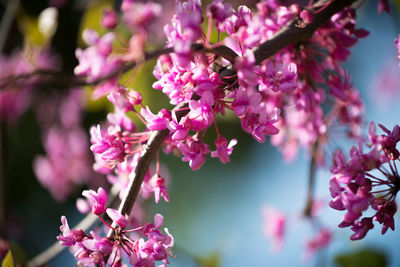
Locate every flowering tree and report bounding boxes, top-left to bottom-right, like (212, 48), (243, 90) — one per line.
(0, 0), (399, 266)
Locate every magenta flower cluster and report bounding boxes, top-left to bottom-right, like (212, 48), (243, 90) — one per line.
(58, 187), (174, 267)
(329, 122), (400, 240)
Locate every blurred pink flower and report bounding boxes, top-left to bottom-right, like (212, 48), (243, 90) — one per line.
(369, 59), (400, 107)
(303, 228), (332, 260)
(261, 205), (286, 252)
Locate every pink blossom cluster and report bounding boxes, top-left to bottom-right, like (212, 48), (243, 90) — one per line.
(155, 0), (366, 163)
(33, 89), (96, 202)
(70, 0), (372, 263)
(88, 96), (170, 204)
(58, 187), (174, 267)
(75, 0), (369, 187)
(329, 122), (400, 240)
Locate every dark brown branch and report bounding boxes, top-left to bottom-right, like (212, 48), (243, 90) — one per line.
(1, 0), (356, 89)
(0, 48), (174, 90)
(114, 129), (169, 220)
(107, 104), (191, 237)
(0, 44), (238, 90)
(253, 0), (357, 65)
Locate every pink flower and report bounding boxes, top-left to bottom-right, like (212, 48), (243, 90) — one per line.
(300, 10), (314, 24)
(107, 108), (135, 132)
(178, 138), (210, 170)
(90, 124), (125, 169)
(122, 1), (162, 30)
(259, 61), (297, 93)
(142, 174), (170, 203)
(82, 187), (108, 215)
(101, 8), (118, 29)
(106, 208), (129, 229)
(304, 228), (332, 260)
(211, 137), (237, 164)
(378, 0), (390, 14)
(132, 214), (174, 265)
(373, 200), (396, 234)
(107, 87), (134, 112)
(82, 231), (113, 255)
(232, 87), (262, 117)
(240, 113), (279, 143)
(127, 89), (143, 105)
(261, 205), (286, 252)
(34, 126), (92, 202)
(57, 216), (86, 247)
(206, 0), (233, 30)
(329, 122), (400, 240)
(187, 91), (215, 131)
(163, 0), (202, 67)
(168, 112), (189, 140)
(350, 217), (374, 240)
(235, 52), (259, 87)
(396, 34), (400, 67)
(74, 30), (121, 82)
(140, 107), (171, 131)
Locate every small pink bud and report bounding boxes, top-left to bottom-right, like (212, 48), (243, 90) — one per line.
(106, 208), (128, 228)
(101, 8), (118, 29)
(82, 187), (108, 215)
(128, 90), (143, 105)
(300, 10), (314, 24)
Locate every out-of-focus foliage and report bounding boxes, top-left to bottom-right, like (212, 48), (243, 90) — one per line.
(334, 248), (387, 267)
(195, 252), (221, 267)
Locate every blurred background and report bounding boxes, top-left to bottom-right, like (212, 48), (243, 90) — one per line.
(1, 0), (400, 266)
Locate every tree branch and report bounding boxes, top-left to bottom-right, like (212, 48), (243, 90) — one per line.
(0, 44), (238, 90)
(28, 0), (359, 263)
(111, 0), (357, 228)
(1, 0), (357, 89)
(107, 105), (191, 237)
(303, 141), (318, 217)
(253, 0), (357, 65)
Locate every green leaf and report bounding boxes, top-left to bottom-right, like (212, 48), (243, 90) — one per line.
(334, 248), (387, 267)
(2, 251), (15, 267)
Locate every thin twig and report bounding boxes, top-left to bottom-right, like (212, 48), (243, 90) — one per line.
(303, 141), (319, 217)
